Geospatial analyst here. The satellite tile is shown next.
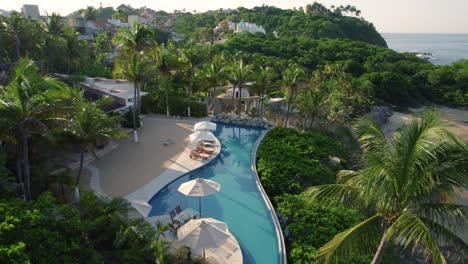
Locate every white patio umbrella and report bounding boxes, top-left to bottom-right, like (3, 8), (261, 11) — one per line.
(194, 121), (217, 132)
(178, 178), (220, 217)
(127, 199), (152, 217)
(177, 218), (230, 261)
(188, 131), (216, 144)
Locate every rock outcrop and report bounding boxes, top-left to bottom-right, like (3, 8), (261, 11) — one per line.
(369, 106), (393, 125)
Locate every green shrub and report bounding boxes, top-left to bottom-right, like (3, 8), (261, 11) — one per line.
(257, 127), (345, 198)
(157, 96), (207, 117)
(121, 110), (141, 129)
(276, 194), (363, 264)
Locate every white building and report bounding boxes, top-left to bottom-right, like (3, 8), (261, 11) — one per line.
(107, 19), (129, 29)
(21, 4), (40, 20)
(236, 20), (266, 34)
(128, 15), (147, 28)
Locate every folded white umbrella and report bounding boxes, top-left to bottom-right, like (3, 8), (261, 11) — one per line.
(194, 121), (217, 131)
(178, 178), (220, 217)
(177, 218), (230, 260)
(188, 131), (216, 144)
(128, 199), (152, 217)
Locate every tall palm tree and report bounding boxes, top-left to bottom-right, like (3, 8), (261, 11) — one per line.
(42, 12), (64, 35)
(79, 6), (98, 21)
(114, 51), (149, 143)
(0, 58), (69, 200)
(155, 42), (178, 117)
(65, 89), (126, 202)
(251, 66), (273, 118)
(179, 41), (209, 117)
(202, 54), (226, 115)
(1, 13), (26, 59)
(307, 110), (468, 264)
(113, 22), (154, 142)
(282, 67), (303, 127)
(230, 59), (253, 117)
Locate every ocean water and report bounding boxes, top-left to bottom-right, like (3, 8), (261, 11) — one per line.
(383, 33), (468, 65)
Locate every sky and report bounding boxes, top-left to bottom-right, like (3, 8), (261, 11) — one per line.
(1, 0), (468, 33)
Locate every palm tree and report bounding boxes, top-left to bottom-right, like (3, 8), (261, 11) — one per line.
(295, 86), (325, 130)
(307, 110), (468, 263)
(114, 51), (149, 143)
(179, 41), (209, 117)
(42, 12), (64, 35)
(202, 54), (226, 115)
(230, 59), (253, 117)
(1, 13), (26, 59)
(65, 89), (126, 202)
(250, 66), (273, 118)
(0, 58), (69, 200)
(282, 67), (303, 127)
(113, 22), (154, 142)
(155, 42), (178, 117)
(80, 6), (98, 21)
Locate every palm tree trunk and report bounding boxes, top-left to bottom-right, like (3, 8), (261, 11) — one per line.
(16, 143), (25, 200)
(74, 148), (84, 202)
(259, 93), (263, 118)
(238, 85), (243, 117)
(136, 82), (141, 117)
(371, 235), (388, 264)
(285, 88), (293, 128)
(187, 69), (193, 118)
(15, 35), (21, 59)
(132, 81), (139, 142)
(231, 84), (236, 113)
(212, 86), (217, 115)
(21, 132), (31, 200)
(164, 77), (170, 116)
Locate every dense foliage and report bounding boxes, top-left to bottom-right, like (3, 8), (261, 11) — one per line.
(174, 4), (387, 47)
(276, 194), (364, 263)
(0, 192), (165, 264)
(257, 127), (346, 197)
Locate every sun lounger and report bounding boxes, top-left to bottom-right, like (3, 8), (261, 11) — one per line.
(199, 140), (215, 147)
(175, 205), (182, 214)
(196, 145), (214, 154)
(169, 210), (176, 221)
(190, 150), (210, 160)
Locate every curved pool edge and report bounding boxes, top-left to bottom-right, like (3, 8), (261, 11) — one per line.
(251, 127), (287, 264)
(124, 135), (222, 204)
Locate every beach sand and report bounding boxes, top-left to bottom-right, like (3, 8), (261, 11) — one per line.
(90, 116), (196, 197)
(382, 106), (468, 140)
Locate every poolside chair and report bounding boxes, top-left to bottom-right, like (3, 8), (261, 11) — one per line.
(199, 140), (215, 147)
(190, 150), (210, 160)
(196, 145), (214, 154)
(169, 210), (176, 221)
(175, 205), (182, 215)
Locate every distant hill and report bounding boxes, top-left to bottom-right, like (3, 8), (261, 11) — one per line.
(173, 3), (387, 47)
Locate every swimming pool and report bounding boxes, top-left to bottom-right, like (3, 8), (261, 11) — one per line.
(148, 124), (281, 264)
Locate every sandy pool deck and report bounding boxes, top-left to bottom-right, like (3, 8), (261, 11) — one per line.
(90, 116), (202, 197)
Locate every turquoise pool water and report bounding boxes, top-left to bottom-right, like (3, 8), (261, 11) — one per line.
(148, 124), (280, 264)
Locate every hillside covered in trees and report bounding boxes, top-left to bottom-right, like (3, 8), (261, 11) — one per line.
(174, 3), (387, 47)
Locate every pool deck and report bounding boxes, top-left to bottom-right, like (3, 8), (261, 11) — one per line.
(124, 130), (221, 204)
(85, 115), (217, 198)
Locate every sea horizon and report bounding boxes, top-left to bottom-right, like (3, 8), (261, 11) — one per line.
(383, 33), (468, 65)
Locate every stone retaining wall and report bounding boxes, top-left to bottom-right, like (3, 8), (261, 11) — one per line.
(211, 114), (275, 129)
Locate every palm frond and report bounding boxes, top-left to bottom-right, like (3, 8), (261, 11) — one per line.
(412, 203), (468, 231)
(316, 214), (384, 263)
(387, 211), (447, 264)
(419, 216), (468, 260)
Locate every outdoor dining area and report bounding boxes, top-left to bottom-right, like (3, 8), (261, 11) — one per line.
(188, 121), (218, 160)
(144, 177), (242, 264)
